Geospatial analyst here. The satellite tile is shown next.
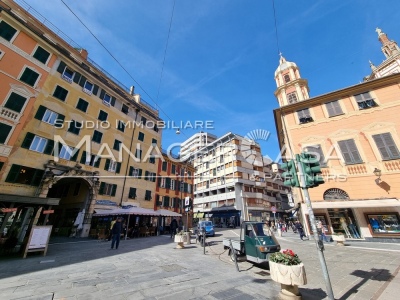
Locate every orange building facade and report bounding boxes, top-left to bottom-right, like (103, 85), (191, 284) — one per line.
(274, 30), (400, 242)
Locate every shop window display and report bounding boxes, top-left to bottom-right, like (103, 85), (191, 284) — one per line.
(367, 214), (400, 234)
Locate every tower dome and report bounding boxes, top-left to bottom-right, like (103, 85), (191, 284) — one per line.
(274, 55), (298, 77)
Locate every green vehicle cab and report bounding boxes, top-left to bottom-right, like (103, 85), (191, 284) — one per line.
(223, 221), (281, 264)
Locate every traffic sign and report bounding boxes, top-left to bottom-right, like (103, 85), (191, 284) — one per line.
(271, 206), (276, 213)
(185, 197), (190, 207)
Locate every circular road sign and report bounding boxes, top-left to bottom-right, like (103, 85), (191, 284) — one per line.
(271, 206), (276, 213)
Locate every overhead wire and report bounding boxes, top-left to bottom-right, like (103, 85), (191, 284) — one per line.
(60, 0), (190, 140)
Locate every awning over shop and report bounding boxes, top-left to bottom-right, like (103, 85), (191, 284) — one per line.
(93, 207), (182, 217)
(193, 212), (204, 218)
(156, 209), (182, 217)
(0, 193), (60, 205)
(310, 198), (400, 209)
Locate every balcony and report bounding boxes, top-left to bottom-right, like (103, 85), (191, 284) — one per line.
(1, 107), (21, 122)
(0, 144), (12, 157)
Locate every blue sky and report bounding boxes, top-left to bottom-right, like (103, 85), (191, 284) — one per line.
(23, 0), (400, 160)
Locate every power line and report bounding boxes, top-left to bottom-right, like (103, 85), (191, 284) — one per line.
(60, 0), (189, 138)
(271, 0), (280, 55)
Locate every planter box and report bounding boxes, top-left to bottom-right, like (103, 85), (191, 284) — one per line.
(269, 261), (307, 286)
(174, 235), (186, 243)
(331, 234), (346, 245)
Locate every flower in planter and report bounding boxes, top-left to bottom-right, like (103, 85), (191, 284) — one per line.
(269, 249), (302, 266)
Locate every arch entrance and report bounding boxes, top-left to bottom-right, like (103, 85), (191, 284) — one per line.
(38, 160), (99, 237)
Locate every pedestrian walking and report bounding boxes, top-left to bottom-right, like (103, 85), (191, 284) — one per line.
(317, 220), (329, 242)
(111, 217), (123, 249)
(295, 220), (307, 240)
(170, 218), (178, 238)
(108, 218), (116, 241)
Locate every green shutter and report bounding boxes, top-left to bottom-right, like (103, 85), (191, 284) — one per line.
(80, 151), (87, 164)
(78, 76), (86, 87)
(93, 84), (99, 95)
(34, 105), (46, 120)
(99, 182), (105, 195)
(104, 159), (110, 171)
(111, 184), (117, 196)
(94, 157), (101, 168)
(57, 61), (66, 73)
(111, 97), (116, 106)
(116, 162), (121, 174)
(5, 164), (21, 183)
(43, 139), (54, 155)
(138, 169), (142, 178)
(32, 169), (44, 186)
(166, 177), (171, 189)
(99, 89), (105, 99)
(73, 72), (81, 84)
(21, 132), (35, 149)
(55, 114), (65, 128)
(71, 149), (79, 162)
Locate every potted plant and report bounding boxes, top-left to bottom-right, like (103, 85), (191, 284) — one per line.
(174, 231), (186, 248)
(331, 233), (346, 246)
(269, 249), (307, 299)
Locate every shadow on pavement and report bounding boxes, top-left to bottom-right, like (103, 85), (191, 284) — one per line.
(338, 268), (393, 300)
(298, 288), (327, 300)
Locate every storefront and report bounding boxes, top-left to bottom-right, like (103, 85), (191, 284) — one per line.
(301, 198), (400, 242)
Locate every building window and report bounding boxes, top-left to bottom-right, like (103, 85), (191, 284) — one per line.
(338, 139), (362, 164)
(29, 135), (48, 153)
(304, 144), (327, 167)
(34, 106), (64, 126)
(372, 132), (400, 160)
(135, 149), (142, 160)
(138, 132), (145, 141)
(113, 139), (121, 151)
(162, 161), (167, 172)
(171, 164), (176, 175)
(117, 121), (125, 132)
(152, 138), (157, 146)
(128, 187), (136, 199)
(367, 213), (399, 234)
(61, 67), (74, 83)
(354, 92), (376, 110)
(122, 104), (129, 114)
(0, 122), (12, 144)
(80, 151), (101, 167)
(4, 92), (27, 113)
(99, 182), (117, 196)
(53, 85), (68, 101)
(149, 157), (155, 164)
(0, 21), (17, 41)
(145, 190), (152, 201)
(141, 116), (147, 126)
(20, 67), (39, 87)
(83, 81), (94, 95)
(102, 93), (111, 106)
(5, 164), (44, 186)
(33, 46), (50, 64)
(284, 74), (290, 83)
(323, 188), (349, 200)
(287, 92), (298, 104)
(92, 130), (103, 143)
(98, 110), (108, 121)
(297, 108), (313, 124)
(76, 98), (89, 112)
(129, 166), (141, 178)
(58, 145), (78, 161)
(68, 120), (82, 135)
(325, 100), (343, 117)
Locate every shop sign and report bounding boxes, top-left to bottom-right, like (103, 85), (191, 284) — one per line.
(1, 208), (17, 213)
(42, 210), (54, 214)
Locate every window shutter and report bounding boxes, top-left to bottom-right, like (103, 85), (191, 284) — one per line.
(93, 84), (99, 96)
(338, 141), (351, 163)
(332, 100), (343, 115)
(5, 164), (21, 183)
(73, 72), (81, 84)
(373, 133), (400, 159)
(138, 169), (142, 178)
(80, 151), (87, 164)
(158, 177), (161, 187)
(21, 132), (35, 149)
(129, 166), (133, 176)
(305, 144), (326, 167)
(78, 75), (86, 87)
(111, 96), (116, 106)
(383, 133), (400, 158)
(43, 139), (54, 155)
(326, 102), (335, 117)
(116, 162), (121, 174)
(373, 134), (390, 160)
(94, 157), (101, 168)
(111, 184), (117, 196)
(104, 159), (110, 171)
(99, 182), (105, 195)
(152, 173), (156, 182)
(34, 105), (46, 120)
(338, 140), (361, 164)
(166, 177), (171, 189)
(32, 169), (44, 186)
(99, 89), (105, 100)
(71, 149), (79, 162)
(55, 114), (65, 128)
(347, 140), (362, 163)
(56, 61), (66, 73)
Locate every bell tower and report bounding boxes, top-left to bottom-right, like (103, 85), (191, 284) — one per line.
(376, 27), (400, 58)
(274, 54), (310, 107)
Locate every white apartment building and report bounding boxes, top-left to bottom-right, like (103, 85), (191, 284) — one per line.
(180, 132), (217, 159)
(183, 132), (290, 225)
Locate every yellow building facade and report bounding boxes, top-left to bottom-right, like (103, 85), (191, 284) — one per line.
(0, 0), (161, 243)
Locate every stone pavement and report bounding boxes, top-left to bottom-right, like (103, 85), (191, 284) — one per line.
(0, 229), (399, 300)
